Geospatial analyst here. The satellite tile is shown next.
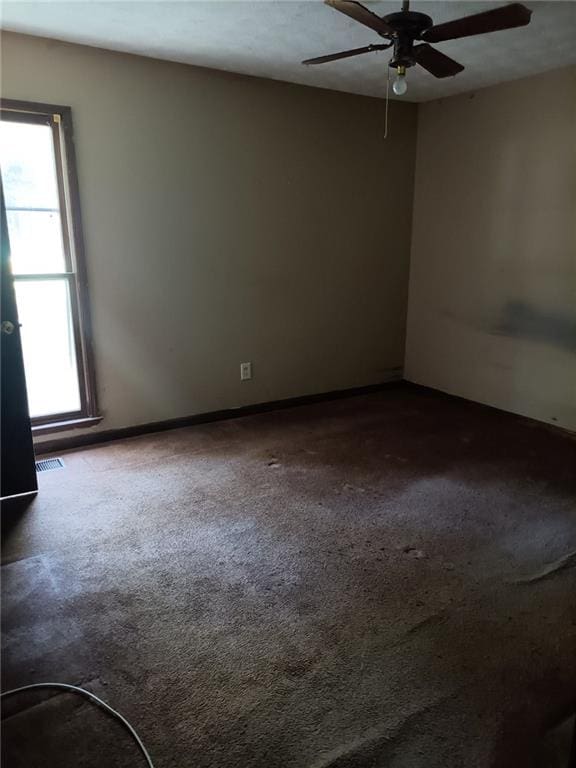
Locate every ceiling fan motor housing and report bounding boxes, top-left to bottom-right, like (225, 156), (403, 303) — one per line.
(383, 11), (433, 68)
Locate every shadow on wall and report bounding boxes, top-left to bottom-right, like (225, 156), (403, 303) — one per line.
(492, 300), (576, 353)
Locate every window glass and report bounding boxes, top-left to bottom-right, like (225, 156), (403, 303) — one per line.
(0, 121), (60, 208)
(5, 210), (66, 274)
(0, 120), (66, 274)
(15, 278), (81, 418)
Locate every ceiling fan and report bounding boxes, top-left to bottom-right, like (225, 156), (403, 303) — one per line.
(303, 1), (532, 95)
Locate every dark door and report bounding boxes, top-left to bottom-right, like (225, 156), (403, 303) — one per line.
(1, 183), (37, 498)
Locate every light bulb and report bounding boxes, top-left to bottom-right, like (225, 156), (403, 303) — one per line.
(393, 73), (408, 96)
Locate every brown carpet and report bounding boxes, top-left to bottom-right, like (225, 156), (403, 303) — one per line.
(2, 384), (576, 768)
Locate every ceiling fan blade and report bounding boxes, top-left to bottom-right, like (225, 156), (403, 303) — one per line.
(303, 43), (390, 65)
(324, 0), (394, 36)
(423, 3), (532, 43)
(413, 44), (465, 78)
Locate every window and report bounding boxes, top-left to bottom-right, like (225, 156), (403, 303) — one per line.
(0, 100), (98, 432)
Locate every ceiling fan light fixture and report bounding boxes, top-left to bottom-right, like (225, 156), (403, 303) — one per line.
(392, 65), (408, 96)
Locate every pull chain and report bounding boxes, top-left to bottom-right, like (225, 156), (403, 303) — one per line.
(384, 65), (391, 140)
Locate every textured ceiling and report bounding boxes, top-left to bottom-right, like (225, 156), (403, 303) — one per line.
(1, 1), (576, 102)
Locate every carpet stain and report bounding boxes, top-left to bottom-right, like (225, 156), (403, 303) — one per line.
(402, 546), (427, 559)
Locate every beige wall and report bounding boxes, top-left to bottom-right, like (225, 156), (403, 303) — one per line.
(406, 66), (576, 431)
(1, 32), (417, 445)
(5, 33), (572, 441)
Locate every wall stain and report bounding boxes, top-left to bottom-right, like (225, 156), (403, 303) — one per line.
(493, 300), (576, 353)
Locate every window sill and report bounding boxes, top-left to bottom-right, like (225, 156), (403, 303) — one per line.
(32, 416), (103, 437)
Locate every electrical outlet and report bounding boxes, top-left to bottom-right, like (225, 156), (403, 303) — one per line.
(240, 362), (252, 381)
